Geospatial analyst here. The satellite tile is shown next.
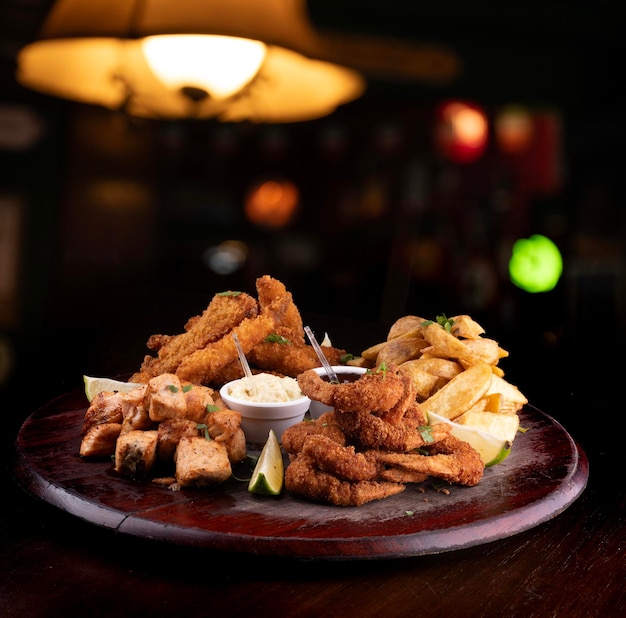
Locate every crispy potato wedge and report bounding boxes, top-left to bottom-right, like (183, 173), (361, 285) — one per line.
(483, 392), (503, 413)
(361, 341), (388, 362)
(397, 362), (443, 400)
(345, 356), (375, 368)
(419, 361), (493, 420)
(406, 356), (464, 380)
(462, 397), (488, 416)
(377, 337), (429, 366)
(450, 315), (485, 339)
(422, 322), (473, 362)
(491, 365), (505, 378)
(486, 374), (528, 409)
(462, 338), (503, 365)
(387, 315), (427, 340)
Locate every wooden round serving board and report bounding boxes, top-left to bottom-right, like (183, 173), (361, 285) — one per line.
(11, 387), (588, 560)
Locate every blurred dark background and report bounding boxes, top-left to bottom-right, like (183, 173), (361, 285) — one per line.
(1, 1), (624, 441)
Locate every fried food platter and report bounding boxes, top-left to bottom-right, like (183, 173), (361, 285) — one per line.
(12, 389), (588, 560)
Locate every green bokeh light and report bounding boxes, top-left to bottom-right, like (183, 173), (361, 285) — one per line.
(508, 234), (563, 293)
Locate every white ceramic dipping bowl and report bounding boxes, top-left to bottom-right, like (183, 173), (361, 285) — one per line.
(308, 366), (368, 419)
(219, 380), (310, 444)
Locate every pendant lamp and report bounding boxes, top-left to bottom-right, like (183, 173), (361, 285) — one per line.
(16, 0), (367, 122)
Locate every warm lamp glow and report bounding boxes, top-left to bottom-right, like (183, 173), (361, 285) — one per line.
(142, 35), (266, 100)
(15, 0), (367, 122)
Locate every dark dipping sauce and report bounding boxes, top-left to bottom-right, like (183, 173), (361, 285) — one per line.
(321, 372), (363, 384)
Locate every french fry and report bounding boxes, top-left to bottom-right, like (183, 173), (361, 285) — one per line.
(422, 322), (476, 363)
(398, 361), (444, 399)
(419, 361), (493, 420)
(485, 375), (528, 414)
(483, 392), (503, 413)
(408, 356), (464, 380)
(450, 314), (485, 339)
(361, 341), (388, 362)
(361, 312), (527, 423)
(377, 337), (429, 366)
(462, 338), (503, 365)
(387, 315), (427, 340)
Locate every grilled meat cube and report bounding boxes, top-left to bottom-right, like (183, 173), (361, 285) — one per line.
(157, 418), (199, 463)
(146, 374), (186, 422)
(80, 422), (122, 457)
(120, 384), (155, 433)
(82, 391), (124, 435)
(174, 436), (231, 487)
(182, 382), (216, 423)
(207, 409), (247, 464)
(114, 430), (158, 477)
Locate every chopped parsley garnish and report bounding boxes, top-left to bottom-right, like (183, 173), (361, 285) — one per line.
(418, 425), (435, 443)
(197, 423), (211, 441)
(265, 333), (291, 344)
(217, 290), (242, 297)
(422, 314), (455, 333)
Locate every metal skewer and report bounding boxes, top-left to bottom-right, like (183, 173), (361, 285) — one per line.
(304, 325), (339, 384)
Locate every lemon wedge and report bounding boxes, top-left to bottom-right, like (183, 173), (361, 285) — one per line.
(248, 429), (284, 496)
(428, 411), (513, 467)
(83, 375), (143, 403)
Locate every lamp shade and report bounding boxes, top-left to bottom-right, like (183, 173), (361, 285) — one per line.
(16, 0), (367, 122)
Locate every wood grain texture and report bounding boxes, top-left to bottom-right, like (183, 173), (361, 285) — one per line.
(12, 387), (588, 560)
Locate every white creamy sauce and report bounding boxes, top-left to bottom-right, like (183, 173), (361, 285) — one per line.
(227, 373), (303, 403)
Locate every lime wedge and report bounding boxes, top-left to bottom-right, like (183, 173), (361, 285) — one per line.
(428, 411), (512, 467)
(248, 429), (284, 496)
(83, 375), (143, 403)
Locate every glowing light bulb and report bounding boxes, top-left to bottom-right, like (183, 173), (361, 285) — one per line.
(142, 35), (266, 100)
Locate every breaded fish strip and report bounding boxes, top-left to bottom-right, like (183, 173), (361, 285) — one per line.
(175, 294), (290, 386)
(130, 292), (258, 382)
(249, 326), (348, 378)
(256, 275), (304, 344)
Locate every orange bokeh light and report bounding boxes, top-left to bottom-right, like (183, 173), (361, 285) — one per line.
(244, 179), (299, 228)
(495, 105), (534, 153)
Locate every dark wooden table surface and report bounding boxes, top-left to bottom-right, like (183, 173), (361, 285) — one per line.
(1, 312), (624, 617)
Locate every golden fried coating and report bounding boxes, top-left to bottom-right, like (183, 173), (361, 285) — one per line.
(131, 292), (258, 382)
(175, 293), (290, 385)
(283, 363), (484, 506)
(297, 366), (407, 417)
(335, 407), (451, 452)
(284, 453), (406, 507)
(375, 435), (484, 486)
(256, 275), (305, 344)
(249, 326), (347, 378)
(281, 412), (346, 454)
(299, 434), (379, 481)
